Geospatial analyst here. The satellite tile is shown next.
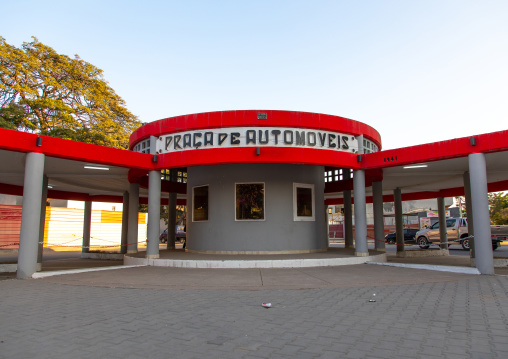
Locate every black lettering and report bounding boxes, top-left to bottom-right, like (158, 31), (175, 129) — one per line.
(258, 130), (269, 144)
(183, 134), (192, 148)
(231, 132), (240, 145)
(174, 135), (182, 150)
(219, 133), (228, 145)
(307, 132), (316, 146)
(193, 133), (202, 148)
(204, 132), (213, 146)
(246, 130), (256, 145)
(284, 130), (293, 144)
(341, 136), (349, 150)
(271, 130), (281, 144)
(165, 136), (173, 151)
(328, 134), (336, 148)
(318, 133), (326, 146)
(295, 131), (305, 146)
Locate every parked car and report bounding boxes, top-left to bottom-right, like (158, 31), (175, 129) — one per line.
(160, 226), (186, 243)
(415, 217), (508, 250)
(385, 228), (419, 244)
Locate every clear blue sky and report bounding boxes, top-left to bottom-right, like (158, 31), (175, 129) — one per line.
(2, 0), (507, 149)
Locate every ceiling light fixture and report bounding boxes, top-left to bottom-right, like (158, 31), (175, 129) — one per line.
(84, 166), (110, 170)
(403, 164), (428, 169)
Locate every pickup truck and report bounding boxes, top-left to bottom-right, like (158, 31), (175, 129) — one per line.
(415, 217), (508, 250)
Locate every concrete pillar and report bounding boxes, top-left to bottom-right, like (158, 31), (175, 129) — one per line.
(437, 197), (448, 250)
(463, 171), (475, 258)
(372, 180), (385, 252)
(120, 191), (129, 254)
(468, 153), (494, 274)
(37, 175), (48, 271)
(343, 190), (353, 248)
(343, 168), (353, 248)
(394, 187), (404, 253)
(167, 192), (177, 250)
(353, 169), (368, 256)
(324, 204), (329, 248)
(127, 183), (139, 253)
(82, 201), (92, 254)
(17, 152), (45, 279)
(146, 170), (161, 259)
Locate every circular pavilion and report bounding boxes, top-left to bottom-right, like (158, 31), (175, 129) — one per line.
(129, 110), (381, 254)
(4, 109), (508, 278)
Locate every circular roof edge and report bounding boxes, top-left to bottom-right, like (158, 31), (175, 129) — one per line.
(129, 110), (382, 150)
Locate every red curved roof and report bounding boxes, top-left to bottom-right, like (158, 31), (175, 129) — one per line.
(130, 110), (382, 149)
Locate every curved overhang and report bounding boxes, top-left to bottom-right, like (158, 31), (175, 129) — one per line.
(325, 130), (508, 204)
(1, 122), (508, 205)
(130, 110), (382, 148)
(130, 110), (381, 170)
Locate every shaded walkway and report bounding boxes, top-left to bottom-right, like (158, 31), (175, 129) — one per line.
(2, 246), (508, 283)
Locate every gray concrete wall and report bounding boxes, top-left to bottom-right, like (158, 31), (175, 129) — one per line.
(187, 164), (326, 253)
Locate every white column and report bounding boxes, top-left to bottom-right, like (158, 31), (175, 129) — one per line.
(463, 171), (475, 258)
(437, 197), (448, 250)
(82, 201), (92, 255)
(343, 190), (354, 248)
(127, 183), (139, 253)
(146, 170), (161, 259)
(37, 175), (48, 271)
(167, 192), (177, 250)
(394, 188), (404, 253)
(17, 152), (45, 279)
(372, 181), (385, 251)
(353, 169), (368, 256)
(121, 191), (129, 254)
(468, 153), (494, 274)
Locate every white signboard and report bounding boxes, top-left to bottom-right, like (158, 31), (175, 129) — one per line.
(156, 127), (361, 154)
(426, 210), (450, 218)
(420, 218), (432, 229)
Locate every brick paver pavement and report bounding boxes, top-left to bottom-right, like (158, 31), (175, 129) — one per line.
(1, 265), (508, 359)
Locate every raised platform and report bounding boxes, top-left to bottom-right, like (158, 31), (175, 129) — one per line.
(123, 247), (388, 269)
(396, 248), (450, 258)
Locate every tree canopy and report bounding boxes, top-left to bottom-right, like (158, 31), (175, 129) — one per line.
(489, 192), (508, 225)
(0, 37), (140, 148)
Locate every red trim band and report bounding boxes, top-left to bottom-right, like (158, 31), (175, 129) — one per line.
(130, 110), (382, 150)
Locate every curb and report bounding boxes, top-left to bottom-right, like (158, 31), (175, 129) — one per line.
(124, 253), (388, 269)
(32, 265), (146, 279)
(368, 262), (481, 275)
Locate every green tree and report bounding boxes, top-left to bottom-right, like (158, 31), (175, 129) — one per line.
(489, 192), (508, 225)
(0, 37), (140, 148)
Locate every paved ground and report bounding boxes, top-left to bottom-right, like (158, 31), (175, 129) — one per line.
(1, 251), (508, 358)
